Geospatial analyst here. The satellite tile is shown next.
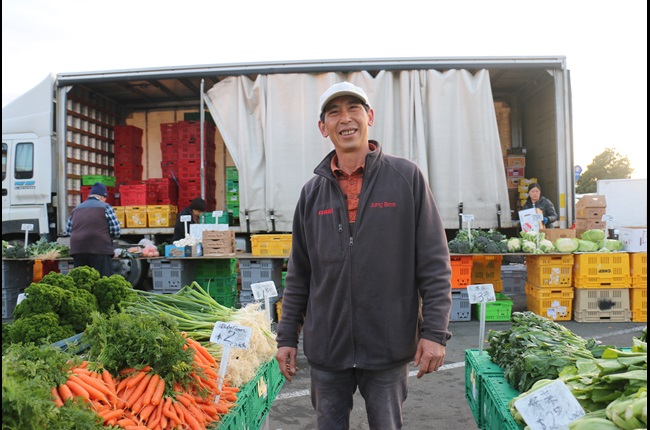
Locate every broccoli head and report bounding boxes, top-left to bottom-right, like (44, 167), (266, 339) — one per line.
(39, 272), (77, 292)
(67, 266), (101, 292)
(9, 312), (76, 345)
(13, 283), (72, 320)
(59, 289), (99, 333)
(92, 274), (137, 313)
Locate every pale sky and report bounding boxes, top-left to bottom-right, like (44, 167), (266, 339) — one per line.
(2, 0), (647, 178)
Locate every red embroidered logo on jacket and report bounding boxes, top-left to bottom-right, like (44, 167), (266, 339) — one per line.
(369, 201), (397, 208)
(318, 208), (334, 216)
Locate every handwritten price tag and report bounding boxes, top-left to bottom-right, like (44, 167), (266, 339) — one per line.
(461, 214), (475, 222)
(466, 284), (496, 304)
(180, 215), (192, 222)
(210, 322), (252, 349)
(21, 224), (34, 231)
(251, 281), (278, 300)
(514, 379), (584, 430)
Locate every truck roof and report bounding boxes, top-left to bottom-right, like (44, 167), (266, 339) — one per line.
(54, 56), (568, 110)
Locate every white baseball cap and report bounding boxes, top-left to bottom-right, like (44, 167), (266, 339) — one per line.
(319, 82), (370, 115)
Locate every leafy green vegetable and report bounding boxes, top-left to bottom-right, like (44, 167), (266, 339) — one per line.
(8, 312), (76, 345)
(92, 274), (137, 313)
(555, 237), (580, 253)
(448, 228), (508, 253)
(67, 266), (101, 292)
(582, 229), (606, 242)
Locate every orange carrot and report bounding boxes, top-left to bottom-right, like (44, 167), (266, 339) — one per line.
(58, 384), (74, 403)
(176, 401), (203, 430)
(125, 370), (148, 388)
(116, 418), (138, 427)
(98, 407), (124, 424)
(76, 373), (113, 397)
(125, 373), (152, 408)
(68, 375), (109, 403)
(66, 380), (90, 401)
(142, 374), (160, 405)
(147, 400), (164, 428)
(125, 426), (150, 430)
(172, 400), (185, 423)
(151, 377), (166, 406)
(51, 386), (64, 406)
(139, 403), (156, 421)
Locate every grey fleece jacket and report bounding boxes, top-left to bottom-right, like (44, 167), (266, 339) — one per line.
(276, 142), (453, 371)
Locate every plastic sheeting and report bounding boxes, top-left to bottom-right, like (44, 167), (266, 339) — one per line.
(205, 69), (512, 232)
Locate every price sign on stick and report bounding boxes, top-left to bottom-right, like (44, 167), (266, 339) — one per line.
(180, 214), (192, 237)
(251, 281), (278, 324)
(513, 379), (584, 430)
(210, 322), (253, 402)
(462, 214), (474, 246)
(467, 283), (495, 355)
(21, 223), (34, 250)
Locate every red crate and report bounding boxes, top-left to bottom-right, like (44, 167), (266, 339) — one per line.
(114, 164), (143, 182)
(119, 182), (158, 206)
(160, 123), (179, 143)
(81, 185), (118, 206)
(146, 178), (179, 205)
(114, 125), (143, 145)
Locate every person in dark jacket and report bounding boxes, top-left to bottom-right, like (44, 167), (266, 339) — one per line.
(521, 183), (558, 228)
(275, 82), (453, 430)
(65, 182), (120, 277)
(172, 197), (206, 241)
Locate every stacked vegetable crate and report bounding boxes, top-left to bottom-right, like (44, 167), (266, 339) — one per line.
(150, 259), (196, 293)
(525, 254), (574, 321)
(464, 349), (524, 430)
(2, 259), (34, 323)
(629, 252), (647, 322)
(238, 258), (284, 321)
(193, 258), (238, 307)
(572, 253), (631, 322)
(470, 255), (513, 322)
(449, 256), (473, 321)
(225, 167), (239, 225)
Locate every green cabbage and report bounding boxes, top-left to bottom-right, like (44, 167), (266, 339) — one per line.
(601, 239), (624, 251)
(577, 239), (599, 252)
(554, 237), (580, 253)
(581, 229), (606, 242)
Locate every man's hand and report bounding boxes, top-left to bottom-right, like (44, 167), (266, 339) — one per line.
(413, 338), (445, 379)
(276, 346), (299, 382)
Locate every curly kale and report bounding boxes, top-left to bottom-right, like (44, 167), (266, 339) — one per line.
(67, 266), (101, 292)
(39, 272), (77, 292)
(92, 274), (137, 313)
(8, 312), (76, 345)
(13, 283), (71, 319)
(59, 289), (99, 333)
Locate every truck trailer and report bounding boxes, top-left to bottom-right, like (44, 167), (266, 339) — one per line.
(2, 56), (576, 282)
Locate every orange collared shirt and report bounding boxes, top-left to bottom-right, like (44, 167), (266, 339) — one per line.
(330, 144), (376, 223)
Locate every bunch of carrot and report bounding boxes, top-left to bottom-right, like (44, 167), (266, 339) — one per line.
(51, 337), (239, 430)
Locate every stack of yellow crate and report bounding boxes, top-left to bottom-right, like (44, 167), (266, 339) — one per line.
(629, 252), (647, 322)
(525, 254), (575, 321)
(572, 253), (631, 322)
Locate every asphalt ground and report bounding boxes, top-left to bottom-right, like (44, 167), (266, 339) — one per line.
(265, 294), (647, 430)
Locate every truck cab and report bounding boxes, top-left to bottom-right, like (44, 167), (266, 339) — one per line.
(2, 133), (54, 241)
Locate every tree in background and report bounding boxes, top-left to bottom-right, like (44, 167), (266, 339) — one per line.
(576, 148), (633, 193)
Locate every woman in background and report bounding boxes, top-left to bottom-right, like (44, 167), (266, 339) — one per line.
(522, 183), (558, 229)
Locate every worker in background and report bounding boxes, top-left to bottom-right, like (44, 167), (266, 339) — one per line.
(173, 197), (206, 241)
(276, 82), (453, 429)
(522, 182), (558, 229)
(65, 182), (120, 277)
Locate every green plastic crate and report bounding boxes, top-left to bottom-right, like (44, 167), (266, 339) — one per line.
(472, 293), (513, 321)
(195, 274), (238, 296)
(464, 349), (504, 428)
(194, 259), (237, 278)
(81, 175), (116, 187)
(481, 375), (525, 430)
(226, 167), (239, 181)
(202, 212), (230, 225)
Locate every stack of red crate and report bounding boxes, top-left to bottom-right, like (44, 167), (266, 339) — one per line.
(119, 181), (158, 206)
(114, 125), (144, 182)
(159, 121), (216, 210)
(146, 177), (178, 205)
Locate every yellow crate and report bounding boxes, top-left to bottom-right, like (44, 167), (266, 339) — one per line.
(526, 255), (573, 287)
(125, 206), (148, 228)
(251, 234), (292, 256)
(471, 255), (503, 284)
(525, 282), (574, 299)
(573, 253), (631, 288)
(113, 206), (126, 228)
(630, 252), (647, 287)
(630, 287), (647, 322)
(573, 288), (631, 322)
(525, 286), (572, 321)
(146, 205), (178, 227)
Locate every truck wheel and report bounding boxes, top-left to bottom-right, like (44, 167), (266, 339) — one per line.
(112, 258), (148, 289)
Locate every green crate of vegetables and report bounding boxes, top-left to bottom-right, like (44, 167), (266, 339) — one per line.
(481, 375), (524, 430)
(465, 349), (505, 428)
(472, 293), (514, 321)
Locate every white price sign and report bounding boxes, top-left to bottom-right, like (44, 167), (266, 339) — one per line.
(461, 214), (475, 222)
(180, 215), (192, 222)
(251, 281), (278, 300)
(513, 379), (584, 430)
(210, 322), (252, 349)
(21, 224), (34, 231)
(466, 284), (496, 304)
(212, 210), (224, 217)
(601, 214), (614, 222)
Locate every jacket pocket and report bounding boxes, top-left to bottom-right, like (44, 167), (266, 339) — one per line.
(308, 206), (346, 264)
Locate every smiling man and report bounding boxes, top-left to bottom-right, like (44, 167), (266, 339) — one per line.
(276, 82), (453, 430)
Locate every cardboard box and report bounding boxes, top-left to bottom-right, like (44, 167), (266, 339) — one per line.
(504, 155), (526, 167)
(576, 207), (607, 219)
(618, 227), (647, 252)
(576, 194), (607, 209)
(543, 228), (577, 243)
(506, 167), (525, 178)
(164, 244), (202, 258)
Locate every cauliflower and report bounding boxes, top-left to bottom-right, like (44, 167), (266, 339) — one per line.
(506, 238), (522, 252)
(538, 239), (555, 253)
(522, 240), (538, 253)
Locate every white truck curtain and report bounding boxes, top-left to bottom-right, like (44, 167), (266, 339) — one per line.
(205, 70), (512, 232)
